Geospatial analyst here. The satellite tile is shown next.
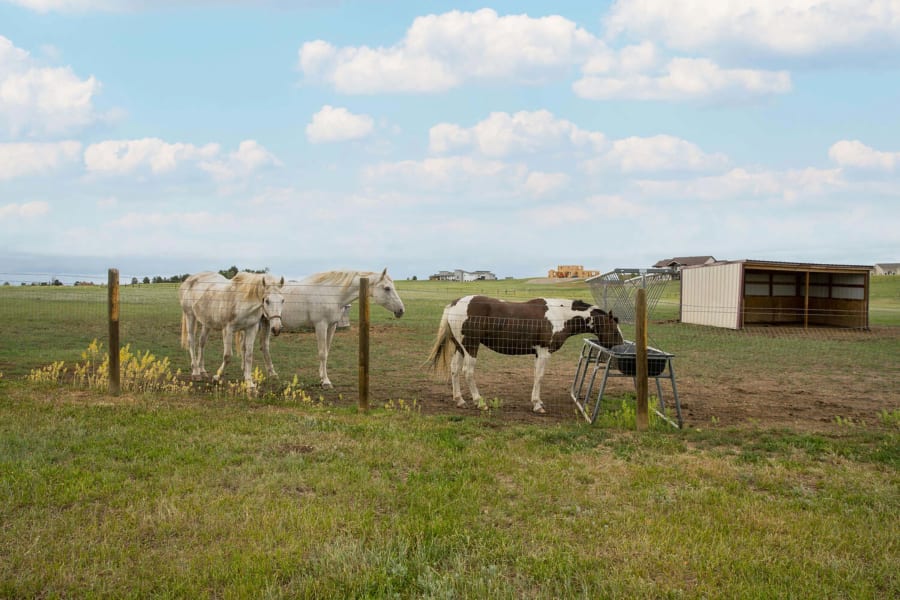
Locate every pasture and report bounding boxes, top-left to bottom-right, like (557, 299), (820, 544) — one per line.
(1, 275), (898, 429)
(1, 276), (898, 597)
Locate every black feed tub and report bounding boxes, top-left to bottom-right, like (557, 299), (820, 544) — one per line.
(608, 342), (668, 377)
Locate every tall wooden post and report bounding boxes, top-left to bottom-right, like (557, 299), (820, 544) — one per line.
(358, 277), (370, 412)
(635, 288), (649, 430)
(108, 268), (121, 395)
(803, 271), (810, 330)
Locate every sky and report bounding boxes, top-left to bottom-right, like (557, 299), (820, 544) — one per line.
(1, 0), (899, 282)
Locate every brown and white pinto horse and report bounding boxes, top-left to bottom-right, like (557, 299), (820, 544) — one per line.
(426, 295), (623, 413)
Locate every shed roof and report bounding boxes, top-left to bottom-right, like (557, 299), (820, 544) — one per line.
(680, 259), (872, 272)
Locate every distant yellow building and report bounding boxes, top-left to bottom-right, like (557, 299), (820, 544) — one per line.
(547, 265), (599, 279)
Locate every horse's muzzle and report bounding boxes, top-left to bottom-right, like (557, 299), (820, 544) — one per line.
(394, 309), (405, 318)
(269, 316), (283, 336)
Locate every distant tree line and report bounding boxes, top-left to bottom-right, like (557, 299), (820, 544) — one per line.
(136, 266), (269, 285)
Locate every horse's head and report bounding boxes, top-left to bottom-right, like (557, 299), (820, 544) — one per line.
(262, 275), (286, 336)
(591, 307), (623, 348)
(372, 268), (405, 318)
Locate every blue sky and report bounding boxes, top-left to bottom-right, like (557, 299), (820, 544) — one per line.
(1, 0), (898, 281)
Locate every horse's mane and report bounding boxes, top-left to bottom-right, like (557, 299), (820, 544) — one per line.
(231, 272), (280, 302)
(305, 270), (378, 289)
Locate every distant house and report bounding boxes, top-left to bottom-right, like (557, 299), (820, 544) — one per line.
(547, 265), (599, 279)
(429, 269), (498, 282)
(874, 263), (900, 275)
(653, 256), (718, 272)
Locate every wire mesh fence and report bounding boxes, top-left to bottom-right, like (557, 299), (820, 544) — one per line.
(2, 270), (898, 429)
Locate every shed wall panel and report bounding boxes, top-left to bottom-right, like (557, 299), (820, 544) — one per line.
(681, 262), (742, 329)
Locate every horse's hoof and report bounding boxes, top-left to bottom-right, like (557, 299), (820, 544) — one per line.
(321, 382), (333, 389)
(533, 405), (546, 414)
(455, 399), (467, 408)
(476, 400), (488, 411)
(191, 374), (204, 382)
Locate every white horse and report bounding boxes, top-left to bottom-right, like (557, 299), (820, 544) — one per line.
(179, 271), (285, 388)
(256, 268), (405, 387)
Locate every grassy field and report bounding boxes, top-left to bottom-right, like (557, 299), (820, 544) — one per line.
(1, 387), (897, 598)
(0, 276), (898, 597)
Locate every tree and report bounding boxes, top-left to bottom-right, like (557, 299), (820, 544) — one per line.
(143, 277), (150, 284)
(219, 265), (239, 279)
(219, 266), (268, 278)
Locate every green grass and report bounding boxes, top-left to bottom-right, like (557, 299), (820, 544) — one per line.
(0, 276), (898, 596)
(1, 385), (897, 598)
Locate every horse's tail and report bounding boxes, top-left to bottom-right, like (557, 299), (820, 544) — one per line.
(425, 307), (453, 376)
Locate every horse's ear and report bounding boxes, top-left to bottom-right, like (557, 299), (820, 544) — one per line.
(380, 268), (387, 281)
(279, 276), (285, 286)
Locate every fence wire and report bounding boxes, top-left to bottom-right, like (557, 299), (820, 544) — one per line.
(2, 272), (898, 429)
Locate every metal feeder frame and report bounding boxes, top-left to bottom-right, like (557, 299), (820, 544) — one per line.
(585, 268), (677, 324)
(570, 338), (683, 428)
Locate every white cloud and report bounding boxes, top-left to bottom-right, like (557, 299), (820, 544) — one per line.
(0, 35), (104, 137)
(523, 172), (569, 197)
(574, 57), (791, 102)
(429, 110), (605, 157)
(200, 140), (281, 182)
(0, 141), (81, 180)
(635, 167), (845, 202)
(363, 156), (515, 190)
(829, 140), (899, 171)
(522, 194), (647, 226)
(605, 0), (900, 59)
(5, 0), (280, 12)
(4, 1), (117, 11)
(84, 138), (219, 175)
(111, 210), (237, 230)
(0, 200), (50, 219)
(298, 8), (603, 93)
(306, 105), (375, 143)
(587, 134), (729, 173)
(362, 155), (574, 201)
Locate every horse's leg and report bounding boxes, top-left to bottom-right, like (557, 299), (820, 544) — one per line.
(185, 314), (202, 380)
(450, 350), (466, 408)
(213, 325), (233, 384)
(258, 323), (277, 378)
(463, 351), (486, 410)
(314, 321), (333, 388)
(241, 323), (260, 389)
(197, 323), (211, 379)
(531, 348), (551, 414)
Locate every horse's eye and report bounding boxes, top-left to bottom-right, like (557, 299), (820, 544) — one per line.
(384, 286), (392, 293)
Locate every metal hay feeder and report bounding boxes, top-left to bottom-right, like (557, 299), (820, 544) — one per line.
(585, 268), (676, 324)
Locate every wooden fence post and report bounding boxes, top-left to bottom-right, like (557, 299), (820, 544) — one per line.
(108, 268), (120, 395)
(358, 277), (370, 412)
(635, 287), (649, 430)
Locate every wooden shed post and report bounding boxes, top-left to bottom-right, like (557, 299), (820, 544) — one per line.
(803, 271), (810, 330)
(107, 268), (121, 395)
(635, 288), (649, 430)
(358, 277), (370, 412)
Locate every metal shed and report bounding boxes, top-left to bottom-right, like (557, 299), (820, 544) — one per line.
(680, 260), (871, 330)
